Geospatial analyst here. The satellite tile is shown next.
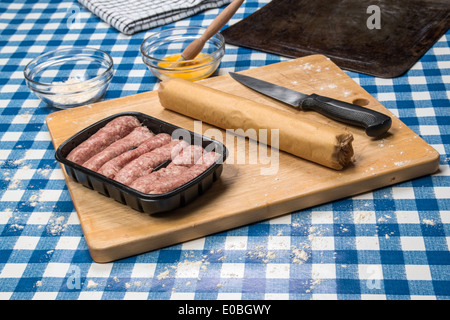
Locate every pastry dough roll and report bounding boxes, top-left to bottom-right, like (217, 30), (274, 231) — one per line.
(158, 78), (354, 170)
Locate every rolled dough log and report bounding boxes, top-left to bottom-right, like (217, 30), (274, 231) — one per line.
(158, 78), (354, 170)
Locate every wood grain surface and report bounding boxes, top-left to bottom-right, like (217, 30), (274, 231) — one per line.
(46, 55), (440, 262)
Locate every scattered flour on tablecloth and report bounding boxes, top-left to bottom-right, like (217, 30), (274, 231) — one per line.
(87, 280), (98, 288)
(157, 269), (171, 280)
(354, 211), (374, 223)
(247, 245), (277, 263)
(423, 219), (436, 226)
(154, 224), (331, 294)
(47, 215), (67, 235)
(290, 225), (324, 265)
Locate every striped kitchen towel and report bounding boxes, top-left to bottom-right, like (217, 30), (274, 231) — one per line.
(78, 0), (233, 35)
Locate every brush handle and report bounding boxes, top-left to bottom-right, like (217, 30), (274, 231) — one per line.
(181, 0), (244, 60)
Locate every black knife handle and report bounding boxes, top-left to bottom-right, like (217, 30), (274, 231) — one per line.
(301, 94), (392, 137)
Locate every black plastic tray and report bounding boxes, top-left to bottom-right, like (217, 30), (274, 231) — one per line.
(55, 112), (228, 214)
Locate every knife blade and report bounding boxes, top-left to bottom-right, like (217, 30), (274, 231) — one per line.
(229, 72), (392, 137)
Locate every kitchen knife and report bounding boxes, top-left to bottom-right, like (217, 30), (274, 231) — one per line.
(229, 72), (392, 137)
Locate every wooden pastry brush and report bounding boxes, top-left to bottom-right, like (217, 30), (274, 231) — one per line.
(177, 0), (244, 63)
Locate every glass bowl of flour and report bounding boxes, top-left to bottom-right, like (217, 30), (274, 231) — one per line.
(24, 47), (114, 109)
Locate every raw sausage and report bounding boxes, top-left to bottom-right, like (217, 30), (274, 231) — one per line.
(114, 139), (188, 186)
(98, 133), (171, 178)
(149, 152), (220, 194)
(133, 151), (220, 194)
(82, 126), (154, 172)
(130, 165), (189, 193)
(188, 151), (221, 175)
(168, 144), (205, 168)
(66, 116), (141, 165)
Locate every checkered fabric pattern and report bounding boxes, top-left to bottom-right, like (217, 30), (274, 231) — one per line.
(0, 0), (449, 300)
(77, 0), (233, 35)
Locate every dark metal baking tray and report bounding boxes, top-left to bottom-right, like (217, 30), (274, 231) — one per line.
(55, 112), (228, 214)
(222, 0), (450, 78)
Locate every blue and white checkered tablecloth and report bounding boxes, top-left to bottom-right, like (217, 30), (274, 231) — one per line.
(0, 0), (449, 301)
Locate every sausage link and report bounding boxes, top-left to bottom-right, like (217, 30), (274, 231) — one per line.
(82, 126), (154, 172)
(147, 152), (220, 194)
(188, 151), (221, 176)
(66, 116), (141, 165)
(168, 145), (205, 168)
(130, 165), (189, 193)
(97, 133), (171, 178)
(114, 139), (188, 186)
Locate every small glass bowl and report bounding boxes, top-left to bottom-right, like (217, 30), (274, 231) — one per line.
(140, 26), (225, 81)
(24, 47), (114, 109)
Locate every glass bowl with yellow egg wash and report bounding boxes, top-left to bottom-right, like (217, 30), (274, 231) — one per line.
(140, 26), (225, 82)
(24, 47), (114, 109)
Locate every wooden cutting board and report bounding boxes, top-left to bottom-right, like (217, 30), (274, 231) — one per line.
(46, 55), (439, 263)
